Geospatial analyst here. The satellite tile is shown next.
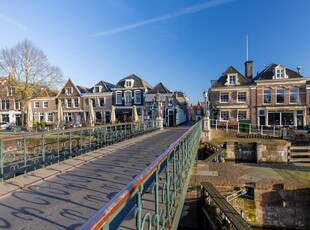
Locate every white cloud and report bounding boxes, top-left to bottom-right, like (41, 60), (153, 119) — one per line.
(0, 13), (27, 30)
(91, 0), (234, 37)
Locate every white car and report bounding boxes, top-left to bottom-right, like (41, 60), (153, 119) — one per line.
(0, 122), (9, 130)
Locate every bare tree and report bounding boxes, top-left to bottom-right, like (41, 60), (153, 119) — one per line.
(0, 39), (63, 127)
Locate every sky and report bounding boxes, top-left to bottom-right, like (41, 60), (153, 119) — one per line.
(1, 0), (310, 103)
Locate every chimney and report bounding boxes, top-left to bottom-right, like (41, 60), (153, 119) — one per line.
(297, 66), (301, 74)
(245, 60), (253, 80)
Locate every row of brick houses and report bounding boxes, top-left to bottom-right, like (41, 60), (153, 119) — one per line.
(209, 61), (309, 129)
(0, 74), (188, 128)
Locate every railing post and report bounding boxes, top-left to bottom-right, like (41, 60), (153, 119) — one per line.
(237, 122), (240, 133)
(23, 137), (27, 174)
(261, 125), (263, 135)
(249, 123), (251, 134)
(136, 185), (143, 230)
(57, 132), (60, 163)
(226, 121), (228, 132)
(0, 140), (3, 182)
(155, 166), (160, 230)
(42, 134), (45, 167)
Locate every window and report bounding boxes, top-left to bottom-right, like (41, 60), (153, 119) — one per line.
(125, 79), (134, 88)
(276, 69), (284, 79)
(220, 111), (229, 121)
(238, 111), (247, 120)
(84, 98), (89, 106)
(134, 91), (141, 104)
(94, 86), (101, 93)
(7, 87), (13, 96)
(229, 75), (236, 85)
(43, 101), (48, 108)
(116, 92), (122, 104)
(67, 98), (72, 108)
(15, 100), (20, 110)
(290, 88), (299, 103)
(220, 92), (229, 103)
(2, 114), (9, 122)
(1, 100), (10, 110)
(47, 112), (53, 122)
(34, 101), (39, 108)
(263, 89), (272, 104)
(99, 98), (105, 106)
(74, 98), (79, 108)
(276, 88), (285, 104)
(237, 92), (247, 102)
(124, 91), (132, 105)
(65, 87), (72, 95)
(91, 98), (95, 107)
(39, 112), (44, 121)
(61, 99), (65, 105)
(33, 113), (37, 121)
(259, 110), (265, 116)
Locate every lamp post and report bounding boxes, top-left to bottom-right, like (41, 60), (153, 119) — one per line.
(202, 90), (211, 140)
(155, 91), (163, 129)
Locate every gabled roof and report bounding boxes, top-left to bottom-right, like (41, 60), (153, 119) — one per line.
(56, 78), (83, 97)
(147, 82), (172, 94)
(115, 74), (152, 89)
(253, 63), (304, 81)
(89, 81), (115, 93)
(212, 66), (251, 87)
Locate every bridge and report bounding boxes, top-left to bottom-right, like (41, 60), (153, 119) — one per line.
(0, 120), (253, 229)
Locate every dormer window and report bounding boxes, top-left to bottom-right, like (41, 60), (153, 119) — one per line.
(226, 74), (239, 86)
(125, 79), (134, 88)
(274, 66), (286, 79)
(94, 86), (101, 93)
(229, 75), (236, 85)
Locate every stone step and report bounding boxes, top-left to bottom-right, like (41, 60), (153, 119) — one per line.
(290, 152), (310, 157)
(289, 158), (310, 162)
(289, 146), (310, 150)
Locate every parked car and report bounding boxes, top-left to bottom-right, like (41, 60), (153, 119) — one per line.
(0, 122), (10, 130)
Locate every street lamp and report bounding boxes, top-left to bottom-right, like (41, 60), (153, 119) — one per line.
(202, 90), (208, 117)
(156, 91), (160, 119)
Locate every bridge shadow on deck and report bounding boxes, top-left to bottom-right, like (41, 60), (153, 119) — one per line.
(0, 125), (192, 230)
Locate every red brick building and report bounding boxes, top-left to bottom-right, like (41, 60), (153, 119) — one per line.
(209, 61), (309, 129)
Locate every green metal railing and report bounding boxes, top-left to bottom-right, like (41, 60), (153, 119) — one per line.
(0, 121), (160, 182)
(81, 120), (202, 230)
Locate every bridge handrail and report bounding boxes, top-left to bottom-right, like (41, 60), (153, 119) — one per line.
(0, 121), (160, 182)
(81, 121), (202, 230)
(204, 142), (225, 163)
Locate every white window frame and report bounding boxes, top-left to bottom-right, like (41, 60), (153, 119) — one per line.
(15, 100), (20, 110)
(73, 98), (79, 108)
(93, 86), (102, 93)
(116, 91), (122, 104)
(99, 98), (105, 107)
(125, 79), (134, 88)
(47, 112), (53, 122)
(34, 101), (39, 108)
(65, 87), (73, 95)
(220, 92), (229, 103)
(39, 112), (44, 121)
(238, 111), (247, 121)
(220, 111), (229, 121)
(67, 98), (72, 108)
(43, 101), (48, 108)
(237, 92), (247, 103)
(124, 91), (132, 106)
(263, 89), (272, 104)
(134, 90), (141, 104)
(289, 88), (299, 104)
(229, 75), (236, 85)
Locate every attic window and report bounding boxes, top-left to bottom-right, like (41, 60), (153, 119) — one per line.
(274, 66), (286, 79)
(226, 74), (239, 85)
(125, 79), (134, 88)
(94, 86), (101, 93)
(229, 75), (236, 85)
(65, 87), (72, 95)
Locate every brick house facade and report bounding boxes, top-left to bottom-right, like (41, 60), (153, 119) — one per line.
(209, 61), (309, 129)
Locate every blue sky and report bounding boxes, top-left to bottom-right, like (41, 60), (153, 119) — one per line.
(1, 0), (310, 103)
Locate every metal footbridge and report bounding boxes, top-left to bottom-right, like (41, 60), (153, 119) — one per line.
(0, 121), (201, 229)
